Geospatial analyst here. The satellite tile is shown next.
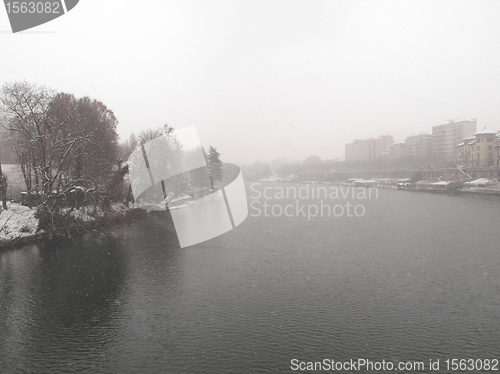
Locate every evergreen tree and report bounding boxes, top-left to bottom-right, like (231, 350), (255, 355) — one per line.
(207, 146), (223, 189)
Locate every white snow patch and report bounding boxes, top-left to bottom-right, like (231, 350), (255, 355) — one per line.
(0, 203), (39, 241)
(69, 209), (95, 222)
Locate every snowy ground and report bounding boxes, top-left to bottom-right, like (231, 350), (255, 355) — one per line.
(0, 202), (39, 242)
(0, 196), (209, 246)
(0, 202), (129, 245)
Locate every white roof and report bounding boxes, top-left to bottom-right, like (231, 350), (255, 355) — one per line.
(431, 181), (453, 186)
(445, 118), (476, 124)
(465, 178), (491, 185)
(475, 129), (497, 135)
(416, 180), (433, 185)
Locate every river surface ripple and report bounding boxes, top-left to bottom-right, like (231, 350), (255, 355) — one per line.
(1, 183), (500, 373)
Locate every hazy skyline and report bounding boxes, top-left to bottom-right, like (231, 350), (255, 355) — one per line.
(2, 0), (500, 165)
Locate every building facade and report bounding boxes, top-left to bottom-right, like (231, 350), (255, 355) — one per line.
(457, 129), (497, 167)
(345, 135), (393, 162)
(432, 119), (477, 163)
(496, 133), (500, 166)
(405, 133), (433, 159)
(390, 141), (406, 160)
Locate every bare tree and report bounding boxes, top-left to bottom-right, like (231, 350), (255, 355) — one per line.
(0, 82), (56, 206)
(0, 169), (6, 210)
(1, 82), (120, 231)
(118, 132), (139, 162)
(137, 124), (173, 145)
(126, 124), (187, 208)
(0, 130), (8, 209)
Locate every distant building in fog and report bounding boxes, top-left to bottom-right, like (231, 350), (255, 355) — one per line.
(432, 119), (477, 163)
(496, 132), (500, 167)
(345, 135), (393, 162)
(342, 118), (485, 166)
(405, 133), (433, 159)
(390, 141), (406, 159)
(345, 138), (375, 161)
(377, 135), (393, 155)
(303, 155), (321, 165)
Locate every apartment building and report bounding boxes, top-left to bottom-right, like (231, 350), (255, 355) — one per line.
(405, 133), (433, 159)
(432, 119), (477, 163)
(496, 133), (500, 166)
(345, 135), (393, 162)
(390, 141), (406, 159)
(457, 129), (497, 167)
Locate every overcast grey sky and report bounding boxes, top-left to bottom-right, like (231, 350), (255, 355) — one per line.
(2, 0), (500, 164)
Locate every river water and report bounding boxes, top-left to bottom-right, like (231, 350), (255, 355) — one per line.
(1, 182), (500, 373)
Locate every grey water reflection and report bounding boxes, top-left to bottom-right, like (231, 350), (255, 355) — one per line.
(0, 236), (127, 372)
(0, 213), (183, 373)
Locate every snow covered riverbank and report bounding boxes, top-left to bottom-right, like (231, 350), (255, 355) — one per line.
(0, 203), (40, 245)
(0, 202), (133, 249)
(0, 193), (216, 249)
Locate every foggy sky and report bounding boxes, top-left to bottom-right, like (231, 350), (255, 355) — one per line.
(2, 0), (500, 165)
